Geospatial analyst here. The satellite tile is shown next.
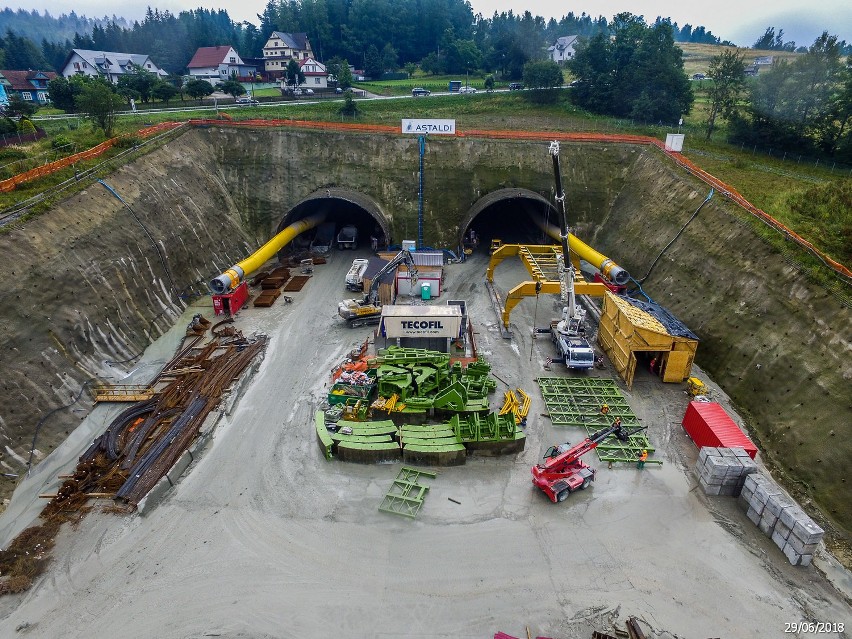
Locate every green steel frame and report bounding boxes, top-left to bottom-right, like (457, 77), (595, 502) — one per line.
(379, 467), (438, 518)
(537, 377), (661, 465)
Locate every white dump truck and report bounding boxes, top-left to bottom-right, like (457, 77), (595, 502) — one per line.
(345, 258), (370, 291)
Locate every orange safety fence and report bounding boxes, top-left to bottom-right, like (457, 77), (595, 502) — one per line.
(3, 116), (848, 280)
(0, 121), (183, 194)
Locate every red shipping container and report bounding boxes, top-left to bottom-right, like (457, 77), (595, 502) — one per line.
(681, 401), (757, 459)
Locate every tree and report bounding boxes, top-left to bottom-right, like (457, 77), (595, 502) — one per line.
(381, 43), (398, 74)
(185, 79), (214, 99)
(484, 75), (494, 92)
(219, 79), (246, 98)
(152, 81), (179, 104)
(6, 94), (38, 118)
(285, 59), (305, 88)
(364, 44), (382, 79)
(75, 79), (123, 137)
(116, 64), (158, 103)
(705, 49), (747, 139)
(47, 75), (86, 112)
(338, 90), (358, 117)
(569, 15), (693, 123)
(523, 60), (563, 89)
(404, 62), (417, 79)
(337, 63), (354, 90)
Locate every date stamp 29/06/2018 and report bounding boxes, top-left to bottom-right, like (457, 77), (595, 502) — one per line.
(784, 622), (845, 634)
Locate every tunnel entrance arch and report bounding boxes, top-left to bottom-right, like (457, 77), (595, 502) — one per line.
(460, 188), (558, 250)
(278, 187), (391, 249)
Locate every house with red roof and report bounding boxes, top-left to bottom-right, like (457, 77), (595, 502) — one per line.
(0, 70), (57, 104)
(186, 46), (256, 85)
(300, 57), (329, 90)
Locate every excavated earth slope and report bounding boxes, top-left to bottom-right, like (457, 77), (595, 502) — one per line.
(0, 127), (848, 549)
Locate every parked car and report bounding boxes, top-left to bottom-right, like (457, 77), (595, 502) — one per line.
(235, 97), (259, 105)
(291, 87), (303, 95)
(508, 82), (524, 91)
(459, 85), (477, 94)
(692, 73), (706, 80)
(568, 80), (581, 88)
(335, 87), (344, 94)
(303, 88), (314, 95)
(412, 87), (431, 97)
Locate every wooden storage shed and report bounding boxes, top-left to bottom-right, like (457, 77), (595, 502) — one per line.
(598, 291), (698, 388)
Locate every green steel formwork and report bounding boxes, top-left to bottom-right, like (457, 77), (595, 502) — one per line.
(378, 467), (438, 518)
(536, 377), (661, 465)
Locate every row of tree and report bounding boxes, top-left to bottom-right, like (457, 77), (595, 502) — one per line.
(0, 3), (732, 79)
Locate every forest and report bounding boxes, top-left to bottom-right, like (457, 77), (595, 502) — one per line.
(0, 1), (727, 75)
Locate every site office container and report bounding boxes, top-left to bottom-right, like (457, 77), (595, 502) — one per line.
(681, 401), (757, 459)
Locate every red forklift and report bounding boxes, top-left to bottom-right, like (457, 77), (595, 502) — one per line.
(532, 422), (642, 502)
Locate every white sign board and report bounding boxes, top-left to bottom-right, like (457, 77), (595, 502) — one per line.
(665, 133), (685, 152)
(402, 119), (456, 135)
(380, 305), (462, 338)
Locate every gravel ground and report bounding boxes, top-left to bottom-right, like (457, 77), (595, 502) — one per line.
(0, 249), (848, 639)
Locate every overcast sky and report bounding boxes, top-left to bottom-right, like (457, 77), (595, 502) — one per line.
(7, 0), (851, 48)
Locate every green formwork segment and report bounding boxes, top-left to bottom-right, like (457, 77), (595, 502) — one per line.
(379, 466), (438, 518)
(536, 377), (661, 465)
(315, 411), (334, 459)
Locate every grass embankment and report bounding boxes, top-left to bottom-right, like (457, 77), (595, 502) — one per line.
(13, 90), (852, 269)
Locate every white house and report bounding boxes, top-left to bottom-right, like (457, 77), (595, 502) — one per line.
(61, 49), (167, 83)
(262, 31), (313, 79)
(186, 46), (256, 85)
(548, 36), (579, 65)
(300, 57), (329, 89)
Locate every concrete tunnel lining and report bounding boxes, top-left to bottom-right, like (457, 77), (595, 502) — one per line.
(278, 187), (391, 242)
(460, 188), (557, 246)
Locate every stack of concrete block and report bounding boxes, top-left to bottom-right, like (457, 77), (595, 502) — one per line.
(738, 472), (824, 566)
(694, 446), (758, 496)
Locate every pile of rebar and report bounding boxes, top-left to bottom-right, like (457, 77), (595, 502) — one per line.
(55, 330), (267, 509)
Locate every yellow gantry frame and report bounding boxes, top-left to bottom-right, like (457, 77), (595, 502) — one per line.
(486, 244), (609, 328)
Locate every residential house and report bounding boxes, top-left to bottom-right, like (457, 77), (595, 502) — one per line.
(0, 70), (57, 104)
(186, 46), (256, 85)
(300, 57), (328, 89)
(262, 31), (313, 79)
(61, 49), (168, 84)
(548, 35), (579, 65)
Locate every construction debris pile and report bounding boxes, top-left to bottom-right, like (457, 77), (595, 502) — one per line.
(537, 377), (658, 465)
(739, 472), (825, 566)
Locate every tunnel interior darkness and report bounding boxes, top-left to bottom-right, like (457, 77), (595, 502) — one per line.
(280, 196), (388, 251)
(463, 195), (559, 253)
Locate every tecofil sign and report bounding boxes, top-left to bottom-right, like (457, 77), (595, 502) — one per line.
(382, 315), (461, 338)
(401, 119), (456, 135)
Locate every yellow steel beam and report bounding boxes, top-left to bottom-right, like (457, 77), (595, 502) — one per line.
(500, 279), (608, 328)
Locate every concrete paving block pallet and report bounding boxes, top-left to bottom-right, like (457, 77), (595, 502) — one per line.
(773, 520), (793, 548)
(746, 506), (762, 525)
(764, 494), (796, 518)
(699, 476), (722, 495)
(791, 519), (825, 545)
(785, 533), (819, 556)
(779, 504), (808, 529)
(758, 512), (778, 535)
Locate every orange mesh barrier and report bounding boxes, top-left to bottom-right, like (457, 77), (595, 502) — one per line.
(3, 116), (847, 279)
(0, 122), (183, 193)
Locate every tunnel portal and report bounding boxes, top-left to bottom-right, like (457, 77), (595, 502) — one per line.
(461, 188), (559, 252)
(279, 187), (391, 251)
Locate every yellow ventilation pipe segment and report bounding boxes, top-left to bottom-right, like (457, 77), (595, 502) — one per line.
(533, 216), (630, 286)
(209, 212), (326, 294)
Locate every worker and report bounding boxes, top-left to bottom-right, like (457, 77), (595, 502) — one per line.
(637, 449), (648, 470)
(600, 403), (610, 415)
(649, 356), (658, 374)
(370, 235), (378, 251)
(613, 416), (621, 427)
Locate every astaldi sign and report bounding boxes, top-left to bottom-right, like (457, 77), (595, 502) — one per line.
(402, 119), (456, 135)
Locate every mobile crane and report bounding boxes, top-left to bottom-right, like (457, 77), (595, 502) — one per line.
(547, 141), (595, 370)
(532, 421), (641, 502)
(338, 249), (418, 327)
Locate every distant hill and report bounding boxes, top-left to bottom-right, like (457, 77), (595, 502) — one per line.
(0, 8), (128, 44)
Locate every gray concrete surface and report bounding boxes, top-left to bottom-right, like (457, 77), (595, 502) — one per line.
(0, 250), (848, 638)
